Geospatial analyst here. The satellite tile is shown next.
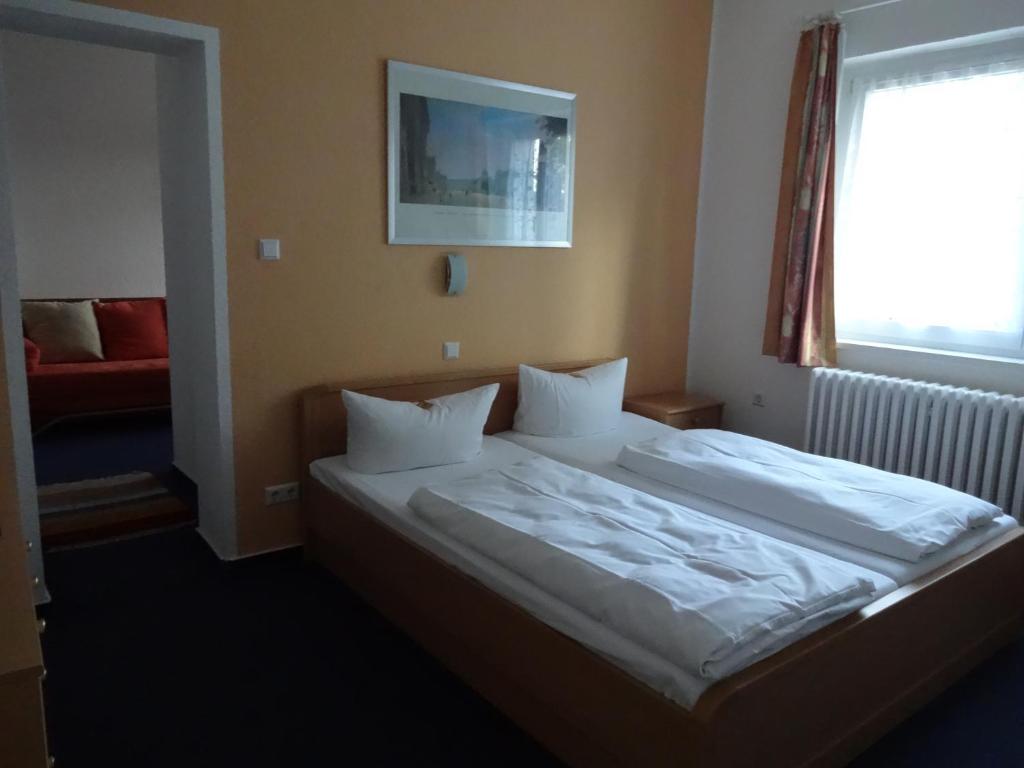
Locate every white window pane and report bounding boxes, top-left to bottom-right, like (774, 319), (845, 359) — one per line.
(837, 63), (1024, 356)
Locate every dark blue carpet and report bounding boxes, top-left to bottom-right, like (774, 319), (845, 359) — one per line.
(851, 631), (1024, 766)
(33, 410), (173, 485)
(38, 528), (1023, 767)
(39, 528), (559, 768)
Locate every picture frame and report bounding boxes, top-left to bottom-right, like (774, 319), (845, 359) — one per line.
(387, 60), (576, 248)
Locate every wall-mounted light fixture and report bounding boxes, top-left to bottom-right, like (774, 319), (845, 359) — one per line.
(445, 253), (468, 296)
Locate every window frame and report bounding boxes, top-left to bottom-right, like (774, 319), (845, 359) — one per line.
(835, 34), (1024, 361)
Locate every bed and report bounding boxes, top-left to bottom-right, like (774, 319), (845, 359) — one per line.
(300, 362), (1024, 768)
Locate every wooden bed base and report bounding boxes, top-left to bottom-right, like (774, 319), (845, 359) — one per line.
(300, 362), (1024, 768)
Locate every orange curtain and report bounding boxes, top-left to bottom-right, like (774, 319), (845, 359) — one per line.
(762, 21), (839, 367)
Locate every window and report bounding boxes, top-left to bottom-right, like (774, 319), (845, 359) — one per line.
(835, 38), (1024, 360)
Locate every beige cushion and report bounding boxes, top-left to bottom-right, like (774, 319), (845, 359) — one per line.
(22, 301), (105, 363)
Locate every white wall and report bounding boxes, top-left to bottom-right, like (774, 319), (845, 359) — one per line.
(689, 0), (1024, 448)
(155, 45), (237, 556)
(1, 31), (165, 299)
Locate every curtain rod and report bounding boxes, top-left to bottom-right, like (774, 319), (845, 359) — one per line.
(838, 0), (902, 16)
(805, 0), (902, 27)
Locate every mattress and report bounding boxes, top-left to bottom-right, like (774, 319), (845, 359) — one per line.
(497, 413), (1018, 585)
(310, 437), (714, 707)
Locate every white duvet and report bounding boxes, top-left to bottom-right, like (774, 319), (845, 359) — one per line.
(409, 456), (882, 682)
(617, 430), (1003, 563)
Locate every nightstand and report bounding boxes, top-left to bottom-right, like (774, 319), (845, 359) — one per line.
(623, 391), (724, 430)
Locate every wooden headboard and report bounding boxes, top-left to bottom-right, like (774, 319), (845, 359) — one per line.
(299, 359), (607, 471)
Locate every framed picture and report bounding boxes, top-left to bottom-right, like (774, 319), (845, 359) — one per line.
(388, 60), (576, 248)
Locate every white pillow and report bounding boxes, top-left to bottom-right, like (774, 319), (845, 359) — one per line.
(513, 358), (627, 437)
(22, 300), (104, 363)
(343, 384), (499, 474)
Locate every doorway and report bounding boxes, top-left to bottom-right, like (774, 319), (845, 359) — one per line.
(4, 30), (189, 546)
(0, 0), (237, 602)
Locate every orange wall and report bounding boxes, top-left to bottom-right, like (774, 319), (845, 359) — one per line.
(43, 0), (712, 553)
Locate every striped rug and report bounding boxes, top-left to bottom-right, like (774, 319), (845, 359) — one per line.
(38, 472), (193, 547)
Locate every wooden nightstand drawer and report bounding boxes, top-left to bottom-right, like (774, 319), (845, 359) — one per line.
(665, 405), (721, 430)
(623, 391), (724, 431)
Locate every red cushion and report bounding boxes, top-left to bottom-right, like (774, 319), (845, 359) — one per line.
(24, 337), (40, 372)
(93, 299), (168, 360)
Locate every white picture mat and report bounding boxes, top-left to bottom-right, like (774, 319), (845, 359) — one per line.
(387, 60), (576, 248)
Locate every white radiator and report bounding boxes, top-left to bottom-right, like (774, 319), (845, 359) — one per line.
(805, 368), (1024, 521)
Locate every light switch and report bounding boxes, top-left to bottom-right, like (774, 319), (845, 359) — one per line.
(258, 239), (281, 261)
(442, 341), (460, 360)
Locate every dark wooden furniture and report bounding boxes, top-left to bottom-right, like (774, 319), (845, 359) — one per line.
(300, 362), (1024, 768)
(0, 527), (50, 766)
(624, 391), (723, 430)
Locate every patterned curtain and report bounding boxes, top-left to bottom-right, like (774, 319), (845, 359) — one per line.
(762, 21), (840, 367)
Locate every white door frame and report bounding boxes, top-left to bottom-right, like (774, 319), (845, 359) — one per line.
(0, 0), (237, 601)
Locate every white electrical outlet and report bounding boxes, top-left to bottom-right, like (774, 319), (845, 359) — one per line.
(264, 481), (300, 505)
(442, 341), (460, 360)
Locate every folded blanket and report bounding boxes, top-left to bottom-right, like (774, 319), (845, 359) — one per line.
(409, 456), (882, 682)
(617, 430), (1002, 562)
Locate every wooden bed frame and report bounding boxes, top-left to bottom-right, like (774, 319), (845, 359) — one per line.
(300, 361), (1024, 768)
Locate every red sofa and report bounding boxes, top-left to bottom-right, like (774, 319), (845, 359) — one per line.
(25, 298), (170, 429)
